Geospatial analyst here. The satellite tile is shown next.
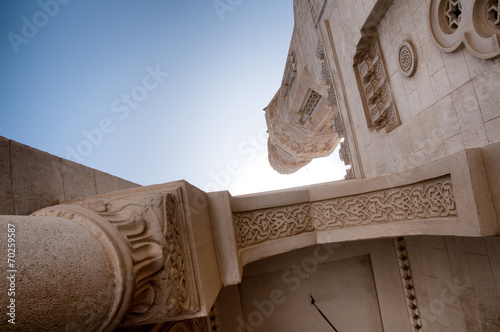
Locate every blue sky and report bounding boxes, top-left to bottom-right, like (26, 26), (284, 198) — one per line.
(0, 0), (347, 195)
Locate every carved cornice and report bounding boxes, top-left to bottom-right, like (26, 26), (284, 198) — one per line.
(233, 176), (456, 248)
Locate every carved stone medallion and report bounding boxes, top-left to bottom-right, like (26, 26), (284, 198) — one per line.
(398, 41), (416, 77)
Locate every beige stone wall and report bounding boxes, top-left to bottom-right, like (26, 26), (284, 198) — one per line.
(318, 0), (500, 178)
(0, 136), (138, 215)
(406, 235), (500, 331)
(213, 240), (412, 332)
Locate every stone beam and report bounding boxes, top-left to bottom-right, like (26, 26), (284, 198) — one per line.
(212, 146), (498, 284)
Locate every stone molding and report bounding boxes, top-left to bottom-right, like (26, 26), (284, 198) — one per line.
(308, 0), (328, 26)
(394, 237), (422, 331)
(429, 0), (500, 59)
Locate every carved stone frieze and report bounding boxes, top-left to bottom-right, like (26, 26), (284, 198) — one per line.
(312, 176), (456, 230)
(234, 203), (315, 248)
(354, 35), (401, 132)
(233, 176), (456, 248)
(429, 0), (500, 59)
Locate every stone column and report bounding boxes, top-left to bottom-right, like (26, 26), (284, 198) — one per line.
(0, 211), (134, 332)
(1, 182), (222, 331)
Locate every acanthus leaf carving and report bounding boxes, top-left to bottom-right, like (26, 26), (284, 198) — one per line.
(74, 192), (199, 326)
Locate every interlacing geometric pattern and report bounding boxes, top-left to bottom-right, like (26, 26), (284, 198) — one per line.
(234, 203), (315, 248)
(234, 176), (456, 248)
(312, 176), (456, 230)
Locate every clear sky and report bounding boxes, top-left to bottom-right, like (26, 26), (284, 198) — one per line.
(0, 0), (347, 195)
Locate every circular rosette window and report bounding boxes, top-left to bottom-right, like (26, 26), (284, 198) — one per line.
(429, 0), (500, 58)
(429, 0), (467, 51)
(473, 0), (500, 37)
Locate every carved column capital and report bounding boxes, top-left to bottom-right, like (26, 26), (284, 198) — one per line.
(4, 182), (221, 330)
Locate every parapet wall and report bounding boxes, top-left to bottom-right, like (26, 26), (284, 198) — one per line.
(0, 136), (139, 215)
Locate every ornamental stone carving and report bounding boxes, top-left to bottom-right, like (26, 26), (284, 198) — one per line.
(265, 93), (337, 160)
(339, 140), (351, 165)
(398, 41), (416, 77)
(354, 35), (401, 132)
(281, 52), (297, 98)
(234, 203), (315, 248)
(23, 181), (223, 331)
(429, 0), (500, 58)
(332, 112), (345, 137)
(34, 191), (200, 326)
(233, 176), (456, 248)
(312, 176), (455, 230)
(394, 237), (422, 332)
(298, 89), (323, 125)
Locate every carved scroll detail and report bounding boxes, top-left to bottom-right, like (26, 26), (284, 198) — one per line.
(74, 192), (199, 326)
(233, 176), (456, 248)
